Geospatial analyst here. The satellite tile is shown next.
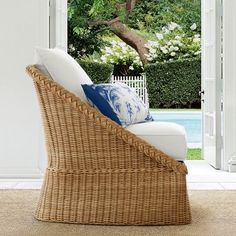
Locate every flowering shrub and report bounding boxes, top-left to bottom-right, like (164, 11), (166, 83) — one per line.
(93, 22), (200, 75)
(98, 41), (143, 75)
(145, 22), (201, 63)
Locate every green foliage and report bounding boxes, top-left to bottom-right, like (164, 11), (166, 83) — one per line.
(89, 0), (120, 20)
(68, 0), (108, 58)
(129, 0), (201, 34)
(145, 59), (201, 108)
(68, 24), (107, 58)
(187, 148), (202, 160)
(78, 60), (114, 83)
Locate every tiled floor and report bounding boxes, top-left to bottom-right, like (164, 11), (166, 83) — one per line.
(186, 160), (236, 189)
(1, 160), (236, 190)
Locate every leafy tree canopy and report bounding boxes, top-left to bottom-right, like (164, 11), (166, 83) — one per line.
(129, 0), (201, 34)
(68, 0), (201, 61)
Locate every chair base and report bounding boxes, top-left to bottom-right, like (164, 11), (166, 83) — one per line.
(35, 168), (191, 225)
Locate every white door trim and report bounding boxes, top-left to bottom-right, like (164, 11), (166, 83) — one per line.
(222, 0), (236, 171)
(201, 0), (222, 169)
(49, 0), (67, 51)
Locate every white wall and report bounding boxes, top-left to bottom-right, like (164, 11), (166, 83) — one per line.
(0, 0), (49, 177)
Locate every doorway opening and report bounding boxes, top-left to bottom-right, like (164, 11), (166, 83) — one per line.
(66, 0), (202, 159)
(52, 0), (233, 174)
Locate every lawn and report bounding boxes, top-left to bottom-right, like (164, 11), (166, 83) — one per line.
(150, 108), (201, 112)
(187, 148), (202, 160)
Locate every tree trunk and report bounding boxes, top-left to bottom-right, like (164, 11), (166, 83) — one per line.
(109, 20), (149, 65)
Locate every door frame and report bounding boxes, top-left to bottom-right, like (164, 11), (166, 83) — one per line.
(49, 0), (67, 51)
(201, 0), (222, 169)
(222, 0), (236, 171)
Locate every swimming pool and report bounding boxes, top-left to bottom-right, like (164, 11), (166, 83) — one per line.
(151, 112), (202, 148)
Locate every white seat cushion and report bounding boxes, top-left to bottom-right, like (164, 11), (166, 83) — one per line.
(126, 122), (187, 161)
(35, 48), (93, 101)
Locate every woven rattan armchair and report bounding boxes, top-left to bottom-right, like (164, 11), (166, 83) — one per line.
(26, 65), (191, 225)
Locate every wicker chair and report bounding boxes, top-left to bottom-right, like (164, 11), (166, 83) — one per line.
(26, 65), (191, 225)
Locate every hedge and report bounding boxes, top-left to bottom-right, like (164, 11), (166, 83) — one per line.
(145, 59), (201, 108)
(79, 60), (114, 84)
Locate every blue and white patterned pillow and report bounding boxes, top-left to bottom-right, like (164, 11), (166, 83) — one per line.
(82, 82), (153, 127)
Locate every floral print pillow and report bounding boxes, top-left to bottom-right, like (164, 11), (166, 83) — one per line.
(82, 82), (153, 127)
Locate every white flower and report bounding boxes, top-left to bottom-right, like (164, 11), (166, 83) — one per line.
(174, 46), (179, 51)
(145, 43), (150, 49)
(101, 55), (106, 62)
(162, 26), (167, 31)
(160, 46), (168, 54)
(168, 22), (179, 31)
(155, 33), (163, 40)
(171, 40), (176, 45)
(194, 51), (201, 55)
(119, 42), (126, 47)
(129, 65), (134, 70)
(145, 41), (158, 48)
(175, 35), (181, 40)
(190, 23), (197, 31)
(194, 34), (200, 38)
(169, 45), (175, 52)
(111, 41), (117, 46)
(162, 26), (170, 34)
(105, 47), (112, 54)
(149, 48), (156, 54)
(193, 37), (201, 43)
(173, 40), (183, 46)
(169, 58), (173, 61)
(170, 52), (176, 57)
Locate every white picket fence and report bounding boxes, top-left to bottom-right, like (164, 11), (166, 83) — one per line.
(111, 75), (149, 107)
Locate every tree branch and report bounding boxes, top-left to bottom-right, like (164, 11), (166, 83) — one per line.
(124, 0), (139, 23)
(89, 20), (109, 26)
(89, 17), (120, 27)
(115, 3), (126, 11)
(116, 0), (139, 12)
(126, 0), (139, 11)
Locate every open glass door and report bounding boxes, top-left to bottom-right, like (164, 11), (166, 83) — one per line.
(201, 0), (222, 169)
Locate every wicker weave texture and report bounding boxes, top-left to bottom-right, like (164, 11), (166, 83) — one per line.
(26, 65), (191, 225)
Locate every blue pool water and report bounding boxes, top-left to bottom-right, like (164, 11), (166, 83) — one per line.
(151, 112), (202, 147)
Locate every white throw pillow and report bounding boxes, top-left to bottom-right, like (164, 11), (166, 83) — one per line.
(35, 48), (93, 101)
